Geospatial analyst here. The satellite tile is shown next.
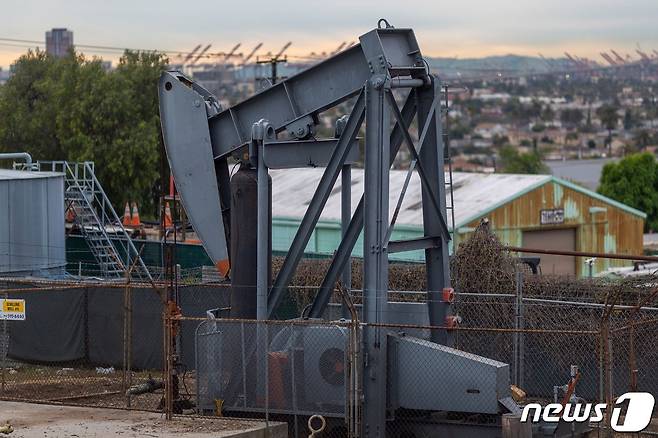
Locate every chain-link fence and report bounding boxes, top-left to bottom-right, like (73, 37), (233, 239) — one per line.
(192, 317), (357, 437)
(0, 278), (231, 412)
(4, 279), (658, 436)
(162, 279), (658, 437)
(5, 222), (658, 436)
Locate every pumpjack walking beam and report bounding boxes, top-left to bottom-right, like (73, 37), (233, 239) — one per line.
(159, 21), (454, 437)
(159, 23), (428, 281)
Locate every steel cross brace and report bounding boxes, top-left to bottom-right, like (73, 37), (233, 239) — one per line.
(306, 77), (453, 341)
(306, 90), (417, 319)
(267, 91), (366, 318)
(383, 90), (450, 246)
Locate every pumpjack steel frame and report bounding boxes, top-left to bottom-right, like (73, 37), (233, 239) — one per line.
(159, 22), (456, 437)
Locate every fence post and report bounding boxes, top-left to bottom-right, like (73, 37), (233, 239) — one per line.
(163, 303), (173, 420)
(1, 291), (6, 394)
(122, 279), (133, 407)
(264, 322), (270, 430)
(600, 319), (613, 437)
(607, 334), (614, 407)
(512, 274), (518, 386)
(518, 273), (525, 389)
(599, 328), (604, 405)
(513, 270), (524, 387)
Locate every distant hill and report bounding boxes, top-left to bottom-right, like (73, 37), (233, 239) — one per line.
(424, 54), (573, 79)
(246, 54), (575, 82)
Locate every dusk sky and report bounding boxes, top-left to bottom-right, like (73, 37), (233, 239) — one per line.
(1, 0), (658, 68)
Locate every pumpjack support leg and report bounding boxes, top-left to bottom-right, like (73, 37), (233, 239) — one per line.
(362, 74), (391, 438)
(417, 78), (453, 346)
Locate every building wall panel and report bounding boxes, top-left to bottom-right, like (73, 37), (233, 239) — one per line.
(456, 180), (644, 277)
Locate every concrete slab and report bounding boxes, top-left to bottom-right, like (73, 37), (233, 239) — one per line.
(0, 401), (287, 437)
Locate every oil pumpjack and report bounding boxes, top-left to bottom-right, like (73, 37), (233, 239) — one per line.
(159, 21), (589, 438)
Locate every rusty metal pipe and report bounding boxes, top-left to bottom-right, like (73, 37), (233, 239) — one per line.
(506, 246), (658, 262)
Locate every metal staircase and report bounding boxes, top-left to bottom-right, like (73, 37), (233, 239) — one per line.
(38, 161), (152, 282)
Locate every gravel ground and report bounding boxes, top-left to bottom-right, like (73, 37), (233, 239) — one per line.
(0, 401), (285, 437)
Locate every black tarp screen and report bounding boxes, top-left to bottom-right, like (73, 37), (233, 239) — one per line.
(6, 285), (230, 370)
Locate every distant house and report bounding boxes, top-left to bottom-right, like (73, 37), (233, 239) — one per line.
(545, 158), (617, 190)
(473, 93), (512, 102)
(450, 156), (494, 173)
(481, 106), (504, 117)
(472, 89), (511, 102)
(519, 96), (567, 105)
(473, 123), (508, 139)
(269, 169), (645, 277)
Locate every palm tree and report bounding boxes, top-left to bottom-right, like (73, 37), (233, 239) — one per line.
(635, 130), (651, 152)
(597, 104), (619, 155)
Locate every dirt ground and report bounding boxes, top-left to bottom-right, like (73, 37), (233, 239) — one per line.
(0, 401), (286, 437)
(1, 366), (191, 410)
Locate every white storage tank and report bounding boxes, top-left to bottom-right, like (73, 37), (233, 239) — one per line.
(0, 169), (66, 276)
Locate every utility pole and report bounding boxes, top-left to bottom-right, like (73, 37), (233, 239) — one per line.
(256, 55), (287, 85)
(256, 42), (291, 86)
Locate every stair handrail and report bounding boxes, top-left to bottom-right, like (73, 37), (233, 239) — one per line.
(38, 160), (153, 282)
(65, 161), (126, 277)
(79, 161), (152, 283)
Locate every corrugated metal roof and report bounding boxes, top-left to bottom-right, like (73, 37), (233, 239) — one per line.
(270, 168), (551, 229)
(0, 169), (64, 180)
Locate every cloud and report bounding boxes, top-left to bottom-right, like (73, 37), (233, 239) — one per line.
(1, 0), (657, 66)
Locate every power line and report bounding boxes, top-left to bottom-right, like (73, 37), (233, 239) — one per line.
(0, 37), (186, 55)
(1, 35), (655, 79)
(0, 37), (245, 60)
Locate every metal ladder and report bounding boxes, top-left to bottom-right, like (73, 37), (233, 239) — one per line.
(443, 86), (457, 249)
(38, 161), (152, 282)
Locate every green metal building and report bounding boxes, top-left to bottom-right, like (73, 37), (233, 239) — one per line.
(269, 169), (645, 277)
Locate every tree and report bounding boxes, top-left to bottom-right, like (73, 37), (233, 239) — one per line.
(502, 97), (528, 125)
(498, 145), (549, 174)
(581, 106), (594, 133)
(565, 132), (579, 143)
(492, 134), (509, 147)
(0, 50), (168, 217)
(642, 94), (657, 126)
(598, 153), (658, 231)
(0, 50), (63, 160)
(531, 122), (546, 133)
(540, 105), (555, 123)
(560, 108), (584, 128)
(527, 99), (542, 119)
(623, 109), (636, 131)
(597, 104), (619, 154)
(634, 130), (652, 151)
(449, 122), (470, 140)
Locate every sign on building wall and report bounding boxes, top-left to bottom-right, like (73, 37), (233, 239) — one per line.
(0, 298), (26, 320)
(540, 208), (565, 225)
